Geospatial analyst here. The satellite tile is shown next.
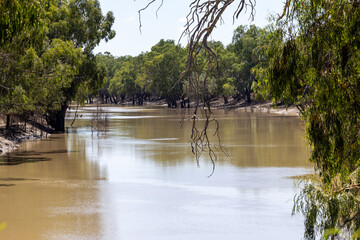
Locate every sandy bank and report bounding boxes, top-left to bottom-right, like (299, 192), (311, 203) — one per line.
(205, 98), (300, 117)
(233, 102), (299, 116)
(0, 126), (49, 155)
(119, 97), (300, 116)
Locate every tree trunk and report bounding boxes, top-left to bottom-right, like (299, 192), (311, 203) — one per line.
(5, 114), (11, 130)
(111, 95), (118, 104)
(108, 94), (113, 104)
(138, 96), (143, 105)
(47, 104), (68, 132)
(246, 89), (251, 103)
(167, 98), (177, 108)
(88, 94), (93, 104)
(223, 96), (228, 104)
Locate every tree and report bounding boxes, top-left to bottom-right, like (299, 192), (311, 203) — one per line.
(268, 0), (360, 238)
(110, 60), (137, 105)
(145, 39), (186, 108)
(97, 54), (134, 104)
(229, 25), (269, 102)
(203, 41), (237, 104)
(0, 0), (85, 129)
(0, 0), (46, 46)
(45, 0), (115, 131)
(0, 0), (114, 131)
(0, 0), (46, 128)
(133, 53), (150, 105)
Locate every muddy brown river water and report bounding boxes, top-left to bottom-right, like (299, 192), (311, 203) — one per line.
(0, 106), (312, 240)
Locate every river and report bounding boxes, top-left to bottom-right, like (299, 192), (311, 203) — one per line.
(0, 105), (312, 240)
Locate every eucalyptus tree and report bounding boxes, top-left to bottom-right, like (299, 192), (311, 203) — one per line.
(228, 25), (266, 102)
(268, 1), (360, 238)
(97, 54), (136, 104)
(250, 24), (278, 102)
(196, 41), (237, 104)
(0, 0), (114, 131)
(109, 60), (137, 105)
(0, 0), (46, 46)
(45, 0), (115, 131)
(108, 54), (150, 105)
(145, 39), (186, 108)
(214, 43), (237, 104)
(108, 70), (124, 103)
(0, 0), (46, 128)
(0, 0), (84, 129)
(132, 53), (150, 105)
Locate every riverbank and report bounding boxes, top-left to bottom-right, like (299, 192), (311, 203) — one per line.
(133, 97), (300, 117)
(0, 125), (49, 155)
(210, 98), (300, 116)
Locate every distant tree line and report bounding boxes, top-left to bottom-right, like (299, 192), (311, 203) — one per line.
(95, 25), (274, 108)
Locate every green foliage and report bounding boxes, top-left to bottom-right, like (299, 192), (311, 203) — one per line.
(45, 0), (115, 130)
(0, 0), (48, 46)
(114, 61), (137, 96)
(145, 40), (186, 107)
(269, 0), (360, 238)
(222, 81), (236, 97)
(47, 0), (115, 53)
(99, 29), (274, 108)
(108, 55), (148, 104)
(103, 40), (187, 107)
(229, 25), (271, 102)
(294, 172), (360, 239)
(109, 71), (123, 96)
(208, 41), (237, 100)
(0, 0), (115, 131)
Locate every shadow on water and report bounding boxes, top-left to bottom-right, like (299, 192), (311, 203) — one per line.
(0, 156), (51, 166)
(11, 151), (41, 157)
(0, 178), (39, 187)
(0, 178), (39, 181)
(0, 149), (78, 166)
(10, 149), (77, 157)
(12, 149), (78, 156)
(37, 137), (64, 142)
(37, 149), (77, 154)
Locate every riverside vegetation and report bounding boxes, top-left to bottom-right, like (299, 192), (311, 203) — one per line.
(1, 0), (360, 239)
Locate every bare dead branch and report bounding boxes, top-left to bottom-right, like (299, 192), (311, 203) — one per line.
(137, 0), (164, 33)
(137, 0), (157, 33)
(156, 0), (164, 18)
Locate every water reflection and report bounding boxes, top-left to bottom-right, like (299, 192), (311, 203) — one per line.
(95, 107), (310, 169)
(0, 106), (312, 240)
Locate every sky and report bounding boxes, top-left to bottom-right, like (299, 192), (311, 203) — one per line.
(94, 0), (286, 57)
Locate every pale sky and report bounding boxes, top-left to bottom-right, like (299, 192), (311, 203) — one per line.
(94, 0), (286, 57)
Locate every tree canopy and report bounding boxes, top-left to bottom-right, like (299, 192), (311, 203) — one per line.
(265, 0), (360, 239)
(0, 0), (115, 131)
